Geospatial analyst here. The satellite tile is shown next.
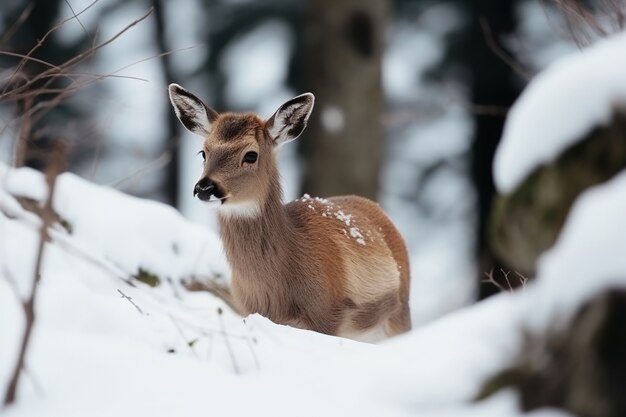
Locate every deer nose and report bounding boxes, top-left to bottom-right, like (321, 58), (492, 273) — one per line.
(194, 178), (215, 200)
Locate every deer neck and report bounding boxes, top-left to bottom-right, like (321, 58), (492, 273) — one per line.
(217, 173), (295, 281)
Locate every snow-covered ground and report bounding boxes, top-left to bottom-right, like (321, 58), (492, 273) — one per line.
(4, 142), (626, 416)
(0, 162), (582, 417)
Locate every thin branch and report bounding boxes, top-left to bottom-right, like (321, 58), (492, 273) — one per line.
(63, 0), (94, 47)
(0, 3), (35, 46)
(108, 151), (172, 190)
(482, 268), (507, 292)
(217, 307), (240, 374)
(117, 289), (145, 315)
(479, 16), (533, 81)
(0, 189), (130, 284)
(183, 279), (241, 315)
(1, 0), (100, 95)
(3, 141), (65, 406)
(167, 313), (200, 359)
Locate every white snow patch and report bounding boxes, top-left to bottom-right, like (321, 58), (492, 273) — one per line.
(531, 169), (626, 329)
(494, 31), (626, 194)
(349, 227), (366, 246)
(334, 209), (353, 226)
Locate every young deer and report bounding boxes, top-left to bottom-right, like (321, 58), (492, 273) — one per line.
(168, 84), (411, 341)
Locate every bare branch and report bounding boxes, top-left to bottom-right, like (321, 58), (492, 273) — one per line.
(482, 268), (507, 292)
(479, 16), (533, 81)
(183, 278), (241, 315)
(0, 3), (35, 46)
(217, 307), (240, 374)
(1, 0), (100, 95)
(117, 289), (145, 315)
(3, 141), (66, 406)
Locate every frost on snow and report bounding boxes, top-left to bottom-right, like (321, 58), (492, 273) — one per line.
(494, 31), (626, 194)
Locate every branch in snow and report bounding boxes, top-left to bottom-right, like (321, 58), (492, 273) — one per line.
(117, 289), (145, 316)
(3, 141), (65, 406)
(183, 278), (241, 315)
(482, 268), (528, 293)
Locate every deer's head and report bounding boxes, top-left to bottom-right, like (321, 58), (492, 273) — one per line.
(168, 84), (314, 216)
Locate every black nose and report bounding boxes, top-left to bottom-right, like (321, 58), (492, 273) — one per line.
(194, 178), (215, 201)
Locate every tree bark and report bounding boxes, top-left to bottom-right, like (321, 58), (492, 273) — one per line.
(301, 0), (388, 200)
(152, 0), (180, 207)
(467, 0), (522, 298)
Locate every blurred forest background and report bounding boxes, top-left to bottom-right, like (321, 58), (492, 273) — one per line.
(0, 0), (621, 324)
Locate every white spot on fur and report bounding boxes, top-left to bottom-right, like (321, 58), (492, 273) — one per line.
(200, 196), (223, 207)
(218, 201), (260, 218)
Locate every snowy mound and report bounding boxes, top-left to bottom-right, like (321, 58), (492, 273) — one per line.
(0, 164), (229, 283)
(494, 31), (626, 194)
(2, 162), (624, 416)
(533, 170), (626, 325)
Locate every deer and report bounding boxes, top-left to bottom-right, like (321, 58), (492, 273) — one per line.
(168, 84), (411, 341)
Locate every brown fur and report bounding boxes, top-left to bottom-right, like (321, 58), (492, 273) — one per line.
(171, 89), (412, 340)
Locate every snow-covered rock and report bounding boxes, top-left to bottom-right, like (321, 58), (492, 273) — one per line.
(494, 31), (626, 194)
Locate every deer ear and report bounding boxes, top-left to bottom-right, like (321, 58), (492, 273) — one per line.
(168, 83), (218, 137)
(265, 93), (315, 147)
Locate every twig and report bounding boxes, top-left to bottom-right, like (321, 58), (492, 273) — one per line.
(217, 307), (240, 374)
(0, 3), (35, 46)
(1, 0), (100, 95)
(167, 313), (200, 359)
(515, 271), (529, 289)
(108, 151), (172, 189)
(500, 268), (513, 291)
(482, 268), (531, 293)
(117, 289), (145, 315)
(482, 268), (507, 292)
(183, 278), (241, 315)
(479, 16), (533, 81)
(0, 188), (130, 284)
(63, 0), (94, 47)
(3, 141), (65, 406)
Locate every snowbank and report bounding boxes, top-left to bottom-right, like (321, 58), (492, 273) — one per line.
(531, 170), (626, 328)
(3, 162), (624, 416)
(494, 31), (626, 194)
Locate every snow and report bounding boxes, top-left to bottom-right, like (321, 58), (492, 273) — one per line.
(530, 170), (626, 329)
(494, 31), (626, 194)
(1, 161), (615, 416)
(508, 0), (578, 71)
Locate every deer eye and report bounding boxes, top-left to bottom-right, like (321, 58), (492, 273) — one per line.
(198, 150), (206, 161)
(243, 151), (258, 164)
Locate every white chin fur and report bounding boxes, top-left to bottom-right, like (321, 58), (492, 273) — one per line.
(201, 198), (223, 208)
(218, 201), (260, 218)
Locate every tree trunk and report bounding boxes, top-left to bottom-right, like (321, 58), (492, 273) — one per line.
(467, 0), (522, 298)
(152, 0), (180, 207)
(301, 0), (388, 200)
